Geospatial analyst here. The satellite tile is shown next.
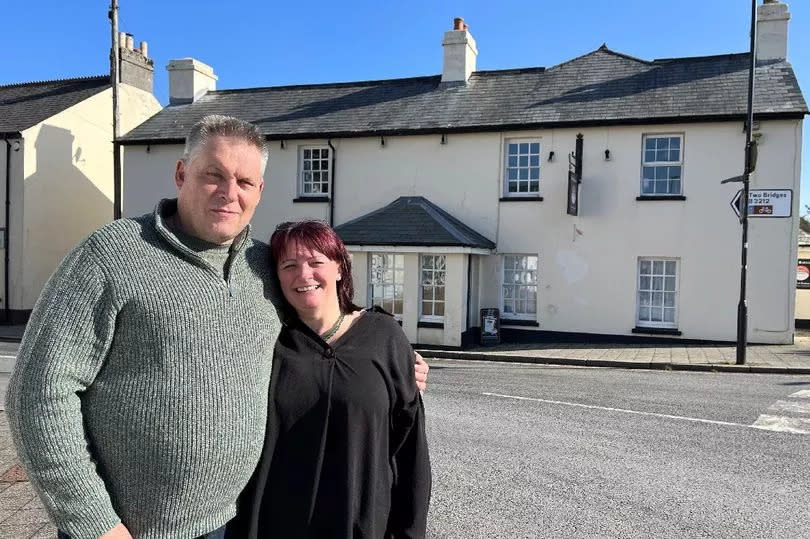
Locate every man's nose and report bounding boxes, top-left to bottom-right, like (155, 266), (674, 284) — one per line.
(217, 178), (238, 200)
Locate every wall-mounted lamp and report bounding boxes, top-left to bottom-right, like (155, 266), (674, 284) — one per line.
(604, 149), (611, 161)
(280, 140), (286, 150)
(380, 136), (386, 147)
(146, 144), (151, 153)
(12, 140), (20, 151)
(548, 151), (555, 162)
(440, 133), (447, 145)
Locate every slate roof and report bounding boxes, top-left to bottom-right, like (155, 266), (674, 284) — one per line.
(334, 196), (496, 249)
(121, 46), (807, 143)
(0, 76), (110, 135)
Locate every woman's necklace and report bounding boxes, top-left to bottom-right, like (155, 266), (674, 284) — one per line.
(320, 312), (346, 342)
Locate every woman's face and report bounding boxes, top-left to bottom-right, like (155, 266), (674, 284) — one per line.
(277, 240), (342, 315)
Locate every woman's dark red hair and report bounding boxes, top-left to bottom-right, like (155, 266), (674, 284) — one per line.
(270, 220), (362, 315)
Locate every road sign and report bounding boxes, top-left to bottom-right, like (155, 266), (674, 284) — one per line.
(730, 189), (793, 219)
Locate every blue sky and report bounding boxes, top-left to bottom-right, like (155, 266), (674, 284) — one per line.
(3, 0), (808, 211)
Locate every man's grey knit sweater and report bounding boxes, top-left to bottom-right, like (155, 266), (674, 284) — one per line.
(5, 199), (282, 539)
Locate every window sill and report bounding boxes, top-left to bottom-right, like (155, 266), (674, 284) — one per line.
(500, 196), (544, 202)
(501, 318), (539, 327)
(417, 321), (445, 329)
(293, 196), (330, 203)
(632, 326), (682, 336)
(636, 195), (686, 201)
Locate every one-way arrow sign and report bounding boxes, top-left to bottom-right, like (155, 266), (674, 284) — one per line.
(730, 189), (744, 220)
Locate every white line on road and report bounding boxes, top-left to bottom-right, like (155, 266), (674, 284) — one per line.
(790, 390), (810, 399)
(483, 392), (749, 428)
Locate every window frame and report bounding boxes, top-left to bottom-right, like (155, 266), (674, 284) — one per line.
(367, 253), (405, 320)
(501, 254), (539, 321)
(636, 257), (679, 329)
(640, 133), (684, 196)
(419, 255), (446, 322)
(298, 145), (331, 198)
(503, 138), (542, 197)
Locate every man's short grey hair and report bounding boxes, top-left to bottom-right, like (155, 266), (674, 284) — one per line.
(182, 115), (269, 172)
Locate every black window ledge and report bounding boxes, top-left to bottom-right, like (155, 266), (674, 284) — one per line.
(418, 321), (445, 329)
(501, 319), (540, 327)
(636, 195), (686, 201)
(632, 326), (682, 336)
(293, 196), (330, 203)
(500, 196), (544, 202)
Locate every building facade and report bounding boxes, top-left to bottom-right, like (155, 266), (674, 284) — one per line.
(0, 34), (161, 322)
(120, 3), (806, 346)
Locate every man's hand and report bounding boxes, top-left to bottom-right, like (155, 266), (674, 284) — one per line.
(414, 352), (429, 395)
(100, 523), (133, 539)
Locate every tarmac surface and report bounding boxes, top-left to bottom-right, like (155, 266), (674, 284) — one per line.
(1, 328), (809, 537)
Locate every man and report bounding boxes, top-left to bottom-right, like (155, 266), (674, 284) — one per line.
(5, 115), (428, 539)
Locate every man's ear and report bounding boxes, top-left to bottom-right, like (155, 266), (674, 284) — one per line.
(175, 160), (186, 191)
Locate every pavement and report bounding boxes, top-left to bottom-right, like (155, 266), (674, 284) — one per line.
(416, 331), (810, 374)
(1, 328), (809, 536)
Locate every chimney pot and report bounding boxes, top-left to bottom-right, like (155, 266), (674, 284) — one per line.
(453, 17), (464, 30)
(139, 41), (148, 58)
(125, 33), (134, 51)
(118, 32), (127, 49)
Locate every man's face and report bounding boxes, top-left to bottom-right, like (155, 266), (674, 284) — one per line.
(174, 136), (265, 244)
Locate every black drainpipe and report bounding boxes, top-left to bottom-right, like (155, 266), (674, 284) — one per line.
(328, 139), (336, 226)
(2, 135), (16, 324)
(466, 253), (473, 339)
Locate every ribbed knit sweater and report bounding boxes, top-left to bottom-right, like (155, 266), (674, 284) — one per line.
(5, 199), (282, 539)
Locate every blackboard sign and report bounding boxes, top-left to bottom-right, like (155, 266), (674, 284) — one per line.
(798, 259), (810, 289)
(480, 308), (500, 345)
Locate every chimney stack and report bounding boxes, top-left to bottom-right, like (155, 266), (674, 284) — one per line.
(166, 58), (218, 105)
(441, 17), (477, 83)
(116, 31), (155, 94)
(756, 0), (790, 62)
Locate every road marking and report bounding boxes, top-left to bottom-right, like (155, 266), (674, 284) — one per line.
(767, 400), (810, 414)
(790, 390), (810, 399)
(482, 392), (749, 428)
(751, 415), (810, 434)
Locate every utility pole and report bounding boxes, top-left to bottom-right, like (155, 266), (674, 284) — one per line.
(737, 0), (758, 365)
(109, 0), (122, 220)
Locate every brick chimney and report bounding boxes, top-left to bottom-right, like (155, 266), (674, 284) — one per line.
(441, 17), (477, 83)
(756, 0), (790, 62)
(166, 58), (218, 105)
(117, 32), (154, 94)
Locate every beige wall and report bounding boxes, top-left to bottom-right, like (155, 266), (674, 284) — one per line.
(15, 85), (160, 310)
(123, 118), (803, 344)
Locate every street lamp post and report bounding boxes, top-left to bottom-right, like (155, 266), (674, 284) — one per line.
(736, 0), (758, 365)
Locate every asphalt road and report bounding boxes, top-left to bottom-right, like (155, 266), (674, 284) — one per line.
(422, 359), (810, 538)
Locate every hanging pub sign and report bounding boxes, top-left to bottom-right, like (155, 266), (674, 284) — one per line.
(798, 259), (810, 289)
(480, 308), (501, 345)
(566, 134), (583, 216)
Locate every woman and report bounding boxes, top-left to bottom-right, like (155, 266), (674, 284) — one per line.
(237, 220), (431, 538)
